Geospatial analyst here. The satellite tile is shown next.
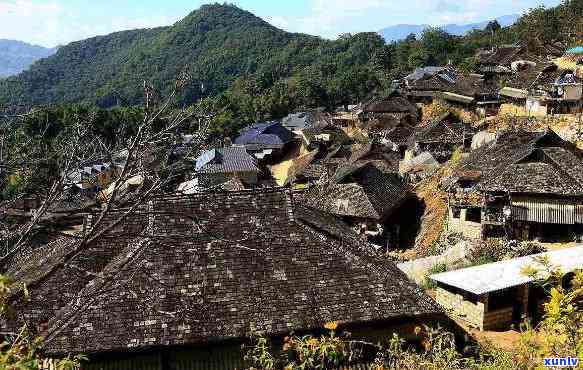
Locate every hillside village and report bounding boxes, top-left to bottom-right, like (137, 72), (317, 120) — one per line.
(0, 3), (583, 370)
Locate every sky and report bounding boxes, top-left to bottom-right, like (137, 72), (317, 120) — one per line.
(0, 0), (563, 48)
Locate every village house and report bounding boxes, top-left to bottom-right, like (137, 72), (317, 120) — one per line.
(403, 68), (500, 116)
(446, 129), (583, 241)
(301, 162), (413, 248)
(377, 125), (414, 158)
(233, 121), (295, 161)
(406, 113), (474, 163)
(475, 42), (565, 75)
(2, 189), (447, 369)
(280, 109), (331, 133)
(182, 146), (260, 191)
(402, 66), (454, 104)
(65, 162), (121, 195)
(430, 246), (583, 331)
(354, 93), (419, 131)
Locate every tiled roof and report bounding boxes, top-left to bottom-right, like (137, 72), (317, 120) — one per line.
(281, 110), (331, 131)
(234, 121), (295, 150)
(361, 96), (417, 116)
(303, 163), (411, 220)
(5, 190), (441, 356)
(381, 126), (414, 146)
(456, 130), (583, 195)
(413, 119), (473, 145)
(195, 146), (260, 174)
(407, 71), (497, 98)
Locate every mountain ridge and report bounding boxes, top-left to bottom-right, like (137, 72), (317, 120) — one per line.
(0, 39), (56, 78)
(0, 4), (335, 107)
(379, 14), (519, 42)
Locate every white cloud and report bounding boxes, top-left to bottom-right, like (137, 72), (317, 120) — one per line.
(271, 0), (554, 39)
(0, 0), (179, 47)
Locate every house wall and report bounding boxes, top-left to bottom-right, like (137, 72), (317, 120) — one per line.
(526, 98), (548, 116)
(435, 287), (487, 329)
(436, 285), (530, 331)
(447, 207), (482, 239)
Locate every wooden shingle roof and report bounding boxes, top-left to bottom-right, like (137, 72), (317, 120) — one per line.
(302, 163), (411, 220)
(456, 130), (583, 196)
(5, 189), (441, 356)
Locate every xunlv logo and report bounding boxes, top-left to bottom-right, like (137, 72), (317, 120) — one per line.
(544, 357), (579, 367)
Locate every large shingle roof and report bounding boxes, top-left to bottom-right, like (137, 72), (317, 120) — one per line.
(413, 118), (473, 145)
(5, 190), (440, 356)
(455, 130), (583, 195)
(302, 163), (411, 220)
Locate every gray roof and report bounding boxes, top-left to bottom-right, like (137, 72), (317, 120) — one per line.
(456, 130), (583, 196)
(5, 189), (442, 356)
(281, 111), (330, 131)
(302, 162), (411, 220)
(195, 146), (260, 174)
(431, 246), (583, 295)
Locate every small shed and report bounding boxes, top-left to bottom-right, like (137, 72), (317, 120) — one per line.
(430, 246), (583, 330)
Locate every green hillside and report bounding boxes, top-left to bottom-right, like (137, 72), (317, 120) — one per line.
(0, 4), (387, 107)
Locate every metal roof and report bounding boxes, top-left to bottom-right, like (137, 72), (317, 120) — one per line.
(430, 246), (583, 295)
(499, 87), (528, 99)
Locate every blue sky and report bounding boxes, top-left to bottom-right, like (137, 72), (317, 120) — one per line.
(0, 0), (562, 47)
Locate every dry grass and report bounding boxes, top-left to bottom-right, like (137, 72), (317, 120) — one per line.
(406, 150), (463, 259)
(420, 101), (479, 125)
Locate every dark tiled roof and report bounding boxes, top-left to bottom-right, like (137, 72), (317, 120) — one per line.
(361, 96), (417, 115)
(480, 161), (583, 195)
(195, 146), (260, 174)
(477, 46), (525, 66)
(413, 119), (473, 145)
(382, 126), (414, 146)
(6, 190), (441, 356)
(408, 72), (497, 97)
(303, 163), (411, 220)
(457, 130), (583, 195)
(234, 121), (295, 150)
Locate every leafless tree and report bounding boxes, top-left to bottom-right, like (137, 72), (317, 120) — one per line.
(0, 71), (215, 268)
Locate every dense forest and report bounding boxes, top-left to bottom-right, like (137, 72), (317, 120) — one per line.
(0, 1), (582, 142)
(0, 1), (581, 111)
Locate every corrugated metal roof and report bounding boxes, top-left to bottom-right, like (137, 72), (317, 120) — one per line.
(430, 246), (583, 295)
(499, 87), (528, 99)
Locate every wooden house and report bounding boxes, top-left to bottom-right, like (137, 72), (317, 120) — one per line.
(2, 189), (447, 369)
(234, 121), (295, 162)
(446, 130), (583, 241)
(407, 114), (474, 163)
(356, 93), (419, 131)
(193, 146), (261, 189)
(301, 162), (412, 248)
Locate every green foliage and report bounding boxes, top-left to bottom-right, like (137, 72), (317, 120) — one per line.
(421, 263), (448, 290)
(0, 4), (391, 110)
(0, 274), (85, 369)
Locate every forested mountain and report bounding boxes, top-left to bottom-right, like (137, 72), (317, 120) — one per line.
(0, 40), (55, 78)
(0, 4), (389, 107)
(0, 1), (581, 110)
(379, 14), (518, 42)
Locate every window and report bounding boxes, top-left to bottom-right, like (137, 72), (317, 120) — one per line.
(452, 207), (461, 219)
(466, 208), (482, 223)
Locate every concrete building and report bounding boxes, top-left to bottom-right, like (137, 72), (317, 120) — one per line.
(430, 246), (583, 330)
